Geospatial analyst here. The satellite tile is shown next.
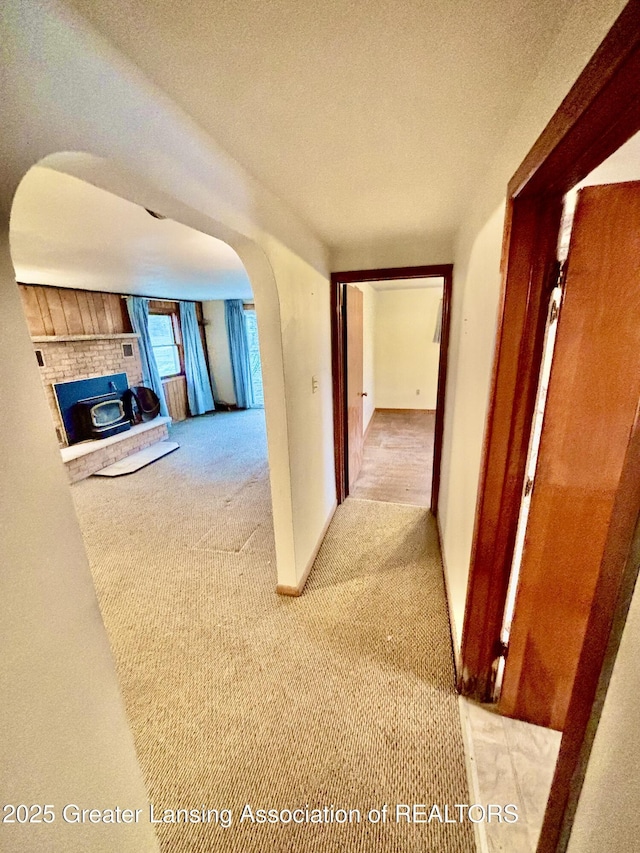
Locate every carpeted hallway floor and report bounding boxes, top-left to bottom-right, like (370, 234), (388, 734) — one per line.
(72, 411), (475, 853)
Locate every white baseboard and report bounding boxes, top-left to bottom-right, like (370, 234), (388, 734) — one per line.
(276, 499), (338, 597)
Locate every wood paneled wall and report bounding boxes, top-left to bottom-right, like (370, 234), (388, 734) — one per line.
(162, 375), (188, 422)
(20, 286), (209, 424)
(19, 284), (131, 337)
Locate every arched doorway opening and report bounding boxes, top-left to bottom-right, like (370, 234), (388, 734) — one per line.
(10, 158), (284, 572)
(4, 154), (302, 850)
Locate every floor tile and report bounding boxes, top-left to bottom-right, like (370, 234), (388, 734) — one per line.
(461, 698), (561, 853)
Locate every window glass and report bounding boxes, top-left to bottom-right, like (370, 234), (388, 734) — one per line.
(148, 313), (180, 377)
(244, 310), (264, 407)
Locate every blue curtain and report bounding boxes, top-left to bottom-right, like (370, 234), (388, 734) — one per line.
(179, 301), (215, 415)
(125, 297), (169, 417)
(224, 300), (254, 409)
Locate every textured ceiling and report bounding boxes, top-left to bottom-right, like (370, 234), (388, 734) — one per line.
(65, 0), (573, 251)
(10, 167), (252, 300)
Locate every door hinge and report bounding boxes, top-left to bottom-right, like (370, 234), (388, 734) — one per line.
(487, 638), (509, 703)
(548, 259), (566, 294)
(493, 638), (509, 661)
(524, 476), (534, 497)
(549, 300), (559, 324)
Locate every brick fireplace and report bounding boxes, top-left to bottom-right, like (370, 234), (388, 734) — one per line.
(35, 335), (143, 446)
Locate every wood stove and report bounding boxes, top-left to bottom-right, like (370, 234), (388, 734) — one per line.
(54, 372), (131, 445)
(74, 392), (131, 441)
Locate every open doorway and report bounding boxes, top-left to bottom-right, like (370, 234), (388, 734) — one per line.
(10, 160), (275, 557)
(330, 265), (452, 513)
(464, 132), (640, 853)
(460, 8), (640, 851)
(349, 278), (443, 506)
(496, 132), (640, 725)
(11, 163), (270, 484)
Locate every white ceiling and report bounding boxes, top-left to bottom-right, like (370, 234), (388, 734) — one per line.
(10, 167), (253, 301)
(65, 0), (573, 251)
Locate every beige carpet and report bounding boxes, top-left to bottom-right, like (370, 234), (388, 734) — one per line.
(72, 411), (475, 853)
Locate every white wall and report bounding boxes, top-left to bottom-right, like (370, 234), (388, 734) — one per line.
(352, 283), (442, 426)
(438, 206), (505, 649)
(202, 299), (236, 405)
(331, 232), (454, 272)
(263, 237), (337, 574)
(352, 282), (377, 431)
(374, 287), (443, 411)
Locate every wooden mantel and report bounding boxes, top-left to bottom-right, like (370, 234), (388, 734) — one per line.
(32, 333), (139, 343)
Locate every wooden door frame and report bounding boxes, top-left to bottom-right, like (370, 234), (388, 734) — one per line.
(459, 2), (640, 850)
(330, 264), (453, 513)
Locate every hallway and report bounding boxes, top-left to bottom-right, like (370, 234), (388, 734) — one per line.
(72, 411), (474, 852)
(348, 407), (563, 852)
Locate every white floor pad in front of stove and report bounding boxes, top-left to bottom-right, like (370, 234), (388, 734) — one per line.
(93, 441), (180, 477)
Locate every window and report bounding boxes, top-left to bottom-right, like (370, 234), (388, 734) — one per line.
(148, 312), (181, 377)
(244, 308), (264, 408)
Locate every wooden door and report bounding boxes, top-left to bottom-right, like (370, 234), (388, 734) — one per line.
(346, 285), (364, 491)
(500, 181), (640, 730)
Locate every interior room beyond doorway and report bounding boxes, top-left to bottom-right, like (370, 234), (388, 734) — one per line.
(349, 277), (443, 508)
